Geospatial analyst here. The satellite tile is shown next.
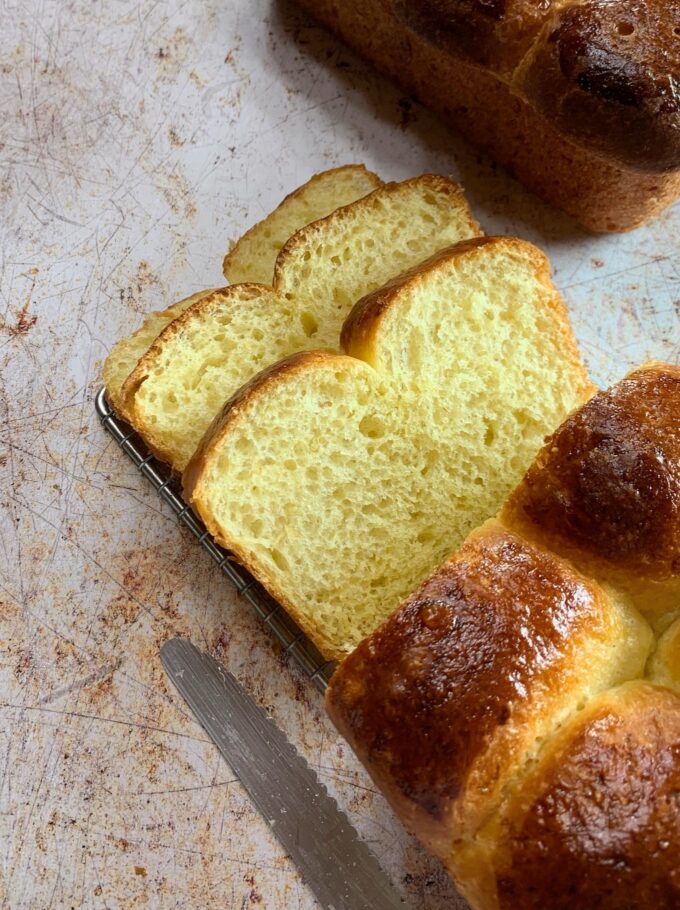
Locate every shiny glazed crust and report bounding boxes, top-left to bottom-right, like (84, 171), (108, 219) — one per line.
(517, 0), (680, 172)
(491, 682), (680, 909)
(294, 0), (680, 230)
(503, 362), (680, 617)
(326, 519), (642, 857)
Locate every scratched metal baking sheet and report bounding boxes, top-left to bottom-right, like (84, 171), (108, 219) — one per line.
(1, 1), (678, 909)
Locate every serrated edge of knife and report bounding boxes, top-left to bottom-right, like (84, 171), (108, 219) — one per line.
(160, 638), (409, 908)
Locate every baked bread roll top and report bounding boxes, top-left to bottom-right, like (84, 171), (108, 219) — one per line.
(503, 362), (680, 623)
(390, 0), (680, 170)
(326, 519), (651, 864)
(474, 682), (680, 910)
(518, 0), (680, 171)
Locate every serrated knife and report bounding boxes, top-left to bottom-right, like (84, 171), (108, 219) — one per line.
(160, 638), (409, 910)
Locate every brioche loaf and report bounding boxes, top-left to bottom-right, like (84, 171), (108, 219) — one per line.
(121, 175), (480, 471)
(184, 236), (592, 658)
(327, 363), (680, 909)
(103, 164), (381, 416)
(293, 0), (680, 232)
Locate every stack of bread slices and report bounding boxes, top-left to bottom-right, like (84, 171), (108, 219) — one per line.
(104, 164), (593, 658)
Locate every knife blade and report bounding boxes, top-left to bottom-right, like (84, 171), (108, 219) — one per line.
(160, 638), (409, 910)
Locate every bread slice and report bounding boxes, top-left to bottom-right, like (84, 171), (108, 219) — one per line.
(184, 237), (594, 659)
(103, 165), (381, 416)
(103, 288), (220, 416)
(122, 175), (481, 471)
(222, 164), (382, 283)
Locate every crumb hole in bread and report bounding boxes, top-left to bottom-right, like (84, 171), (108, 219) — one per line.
(300, 311), (319, 337)
(359, 415), (387, 438)
(267, 548), (289, 572)
(616, 21), (635, 35)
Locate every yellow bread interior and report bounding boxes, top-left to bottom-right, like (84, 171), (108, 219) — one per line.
(222, 164), (382, 283)
(103, 288), (219, 416)
(648, 614), (680, 690)
(185, 237), (593, 658)
(103, 164), (381, 417)
(124, 176), (481, 470)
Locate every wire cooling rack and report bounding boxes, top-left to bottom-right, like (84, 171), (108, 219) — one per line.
(95, 387), (335, 693)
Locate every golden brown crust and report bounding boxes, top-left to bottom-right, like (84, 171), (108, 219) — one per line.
(295, 0), (680, 230)
(221, 164), (382, 279)
(503, 362), (680, 589)
(518, 0), (680, 172)
(492, 682), (680, 909)
(326, 519), (627, 853)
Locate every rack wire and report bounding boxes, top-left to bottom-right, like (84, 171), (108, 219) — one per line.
(95, 387), (335, 693)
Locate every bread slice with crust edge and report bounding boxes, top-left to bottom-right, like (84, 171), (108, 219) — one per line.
(222, 163), (382, 283)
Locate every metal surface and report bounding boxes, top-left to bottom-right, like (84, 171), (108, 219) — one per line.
(95, 388), (335, 693)
(2, 0), (678, 907)
(161, 638), (409, 910)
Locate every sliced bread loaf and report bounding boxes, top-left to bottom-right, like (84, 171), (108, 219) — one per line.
(122, 176), (481, 471)
(103, 164), (381, 416)
(184, 237), (594, 659)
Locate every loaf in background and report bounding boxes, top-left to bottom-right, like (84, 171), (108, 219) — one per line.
(293, 0), (680, 232)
